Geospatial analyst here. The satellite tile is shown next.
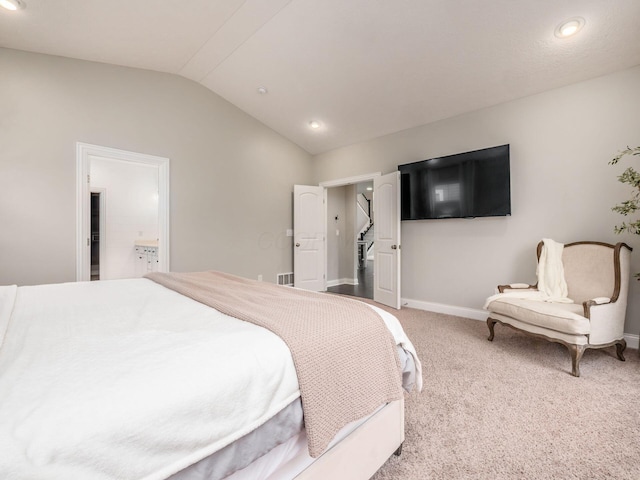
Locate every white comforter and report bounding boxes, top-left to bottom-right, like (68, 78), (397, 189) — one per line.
(0, 279), (420, 480)
(0, 279), (300, 480)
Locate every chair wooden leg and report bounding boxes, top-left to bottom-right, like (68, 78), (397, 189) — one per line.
(615, 339), (627, 362)
(568, 344), (585, 377)
(487, 318), (497, 342)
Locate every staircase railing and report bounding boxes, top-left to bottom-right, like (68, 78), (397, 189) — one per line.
(360, 222), (373, 241)
(357, 193), (371, 218)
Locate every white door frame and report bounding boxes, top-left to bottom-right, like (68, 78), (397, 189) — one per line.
(319, 172), (382, 290)
(76, 142), (170, 281)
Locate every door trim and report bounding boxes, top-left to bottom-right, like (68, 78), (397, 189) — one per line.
(76, 142), (170, 281)
(319, 172), (382, 189)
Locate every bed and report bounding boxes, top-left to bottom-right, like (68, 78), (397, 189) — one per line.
(0, 271), (422, 480)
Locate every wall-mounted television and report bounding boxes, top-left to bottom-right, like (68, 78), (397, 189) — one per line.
(398, 144), (511, 221)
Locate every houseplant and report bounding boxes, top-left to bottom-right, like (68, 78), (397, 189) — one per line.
(609, 145), (640, 278)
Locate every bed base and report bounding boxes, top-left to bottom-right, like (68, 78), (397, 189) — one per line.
(292, 398), (404, 480)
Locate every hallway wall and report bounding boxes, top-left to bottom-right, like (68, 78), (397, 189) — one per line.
(326, 186), (357, 284)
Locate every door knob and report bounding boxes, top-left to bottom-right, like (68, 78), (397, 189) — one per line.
(391, 245), (397, 250)
(295, 243), (301, 247)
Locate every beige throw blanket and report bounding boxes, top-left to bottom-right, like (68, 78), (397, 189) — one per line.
(146, 271), (403, 458)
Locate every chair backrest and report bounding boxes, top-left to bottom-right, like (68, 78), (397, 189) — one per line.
(536, 241), (631, 304)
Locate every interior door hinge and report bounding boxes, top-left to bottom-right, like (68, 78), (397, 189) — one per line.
(87, 174), (90, 183)
(87, 237), (90, 246)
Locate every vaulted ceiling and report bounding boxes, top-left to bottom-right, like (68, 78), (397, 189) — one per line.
(2, 0), (639, 154)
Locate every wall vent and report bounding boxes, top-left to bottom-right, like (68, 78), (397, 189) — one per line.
(277, 272), (294, 286)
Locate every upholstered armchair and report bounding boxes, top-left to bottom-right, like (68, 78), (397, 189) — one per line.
(485, 241), (632, 377)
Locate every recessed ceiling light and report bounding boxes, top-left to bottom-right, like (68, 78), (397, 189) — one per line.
(309, 120), (321, 130)
(257, 86), (268, 95)
(0, 0), (26, 11)
(555, 17), (585, 38)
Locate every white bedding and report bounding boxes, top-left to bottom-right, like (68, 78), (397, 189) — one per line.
(0, 279), (299, 480)
(0, 279), (421, 480)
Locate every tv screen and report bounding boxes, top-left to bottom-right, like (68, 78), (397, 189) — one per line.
(398, 144), (511, 220)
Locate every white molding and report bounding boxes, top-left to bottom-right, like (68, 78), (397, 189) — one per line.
(76, 142), (170, 281)
(624, 333), (639, 350)
(76, 143), (89, 281)
(327, 278), (359, 287)
(402, 297), (640, 348)
(401, 297), (487, 321)
(319, 172), (382, 188)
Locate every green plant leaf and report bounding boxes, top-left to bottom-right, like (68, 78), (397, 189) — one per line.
(610, 145), (640, 277)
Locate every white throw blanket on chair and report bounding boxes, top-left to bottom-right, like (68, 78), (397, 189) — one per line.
(483, 238), (573, 309)
(537, 238), (572, 302)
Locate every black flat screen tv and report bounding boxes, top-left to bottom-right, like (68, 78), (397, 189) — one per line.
(398, 144), (511, 220)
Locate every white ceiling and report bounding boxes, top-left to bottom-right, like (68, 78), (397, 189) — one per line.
(2, 0), (640, 155)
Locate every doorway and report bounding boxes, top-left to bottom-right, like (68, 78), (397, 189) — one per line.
(326, 181), (374, 300)
(76, 143), (170, 282)
(294, 171), (400, 308)
(90, 190), (106, 280)
(90, 192), (100, 280)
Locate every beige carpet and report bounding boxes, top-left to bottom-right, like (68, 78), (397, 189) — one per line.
(369, 304), (640, 480)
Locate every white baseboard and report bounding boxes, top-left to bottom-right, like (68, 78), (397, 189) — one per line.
(401, 298), (487, 321)
(401, 297), (640, 349)
(327, 278), (359, 287)
(624, 334), (639, 350)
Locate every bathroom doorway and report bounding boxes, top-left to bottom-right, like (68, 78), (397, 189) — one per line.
(76, 143), (170, 281)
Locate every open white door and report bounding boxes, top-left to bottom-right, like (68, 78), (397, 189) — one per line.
(293, 185), (326, 291)
(373, 172), (401, 309)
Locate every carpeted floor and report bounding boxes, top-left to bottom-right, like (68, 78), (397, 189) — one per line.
(368, 304), (640, 480)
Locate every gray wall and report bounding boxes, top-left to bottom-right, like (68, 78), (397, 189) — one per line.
(0, 48), (313, 286)
(326, 185), (357, 283)
(326, 186), (346, 283)
(312, 66), (640, 336)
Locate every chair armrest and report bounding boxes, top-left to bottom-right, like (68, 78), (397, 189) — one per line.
(583, 298), (625, 345)
(586, 297), (611, 307)
(497, 283), (537, 293)
(583, 297), (613, 317)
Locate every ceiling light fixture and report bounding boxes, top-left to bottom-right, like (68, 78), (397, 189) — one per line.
(257, 86), (268, 94)
(555, 17), (585, 38)
(0, 0), (26, 11)
(308, 120), (321, 130)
